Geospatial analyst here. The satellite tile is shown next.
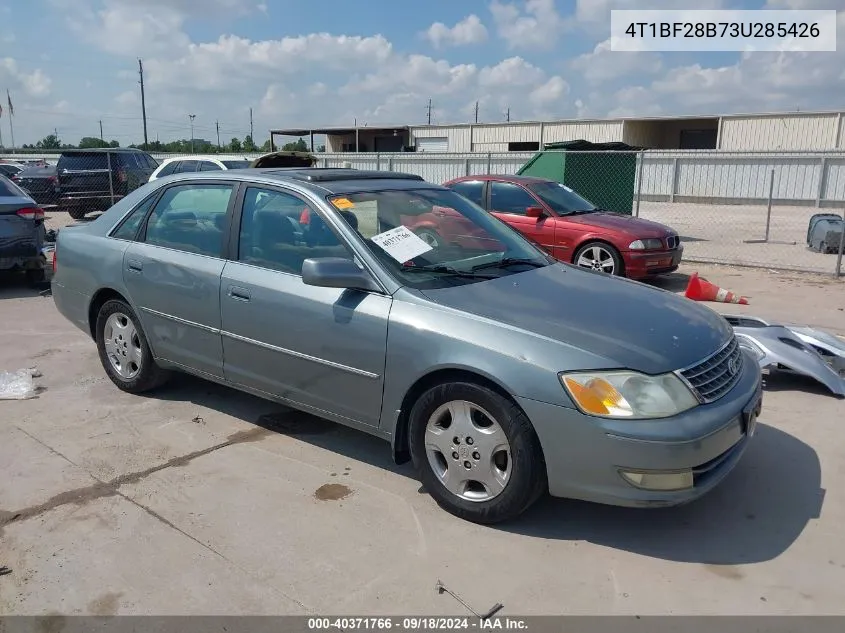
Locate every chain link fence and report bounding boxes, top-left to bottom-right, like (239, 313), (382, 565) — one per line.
(3, 148), (843, 275)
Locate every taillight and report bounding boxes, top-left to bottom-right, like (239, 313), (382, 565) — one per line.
(17, 207), (45, 220)
(48, 175), (58, 184)
(117, 169), (127, 183)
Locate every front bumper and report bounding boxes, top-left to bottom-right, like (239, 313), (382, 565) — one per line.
(518, 350), (763, 507)
(624, 245), (684, 278)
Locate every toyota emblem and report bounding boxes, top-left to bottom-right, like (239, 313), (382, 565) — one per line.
(727, 356), (738, 376)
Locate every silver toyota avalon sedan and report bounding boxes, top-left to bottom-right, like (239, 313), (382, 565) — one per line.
(51, 168), (763, 524)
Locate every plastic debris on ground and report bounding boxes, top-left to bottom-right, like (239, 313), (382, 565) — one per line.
(0, 368), (43, 400)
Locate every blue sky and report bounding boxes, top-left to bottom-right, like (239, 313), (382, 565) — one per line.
(0, 0), (843, 146)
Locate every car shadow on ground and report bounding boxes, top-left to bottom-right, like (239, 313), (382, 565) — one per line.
(0, 271), (52, 300)
(642, 272), (691, 294)
(150, 374), (822, 566)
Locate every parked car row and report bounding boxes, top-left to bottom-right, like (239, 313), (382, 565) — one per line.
(50, 167), (761, 524)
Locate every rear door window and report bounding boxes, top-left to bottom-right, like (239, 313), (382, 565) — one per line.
(59, 153), (108, 171)
(156, 161), (180, 178)
(199, 161), (222, 171)
(448, 180), (485, 207)
(177, 160), (200, 174)
(0, 176), (26, 197)
(111, 194), (158, 240)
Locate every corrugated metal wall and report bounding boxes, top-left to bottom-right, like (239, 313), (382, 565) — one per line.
(542, 121), (624, 144)
(410, 126), (472, 152)
(720, 114), (841, 151)
(471, 123), (539, 146)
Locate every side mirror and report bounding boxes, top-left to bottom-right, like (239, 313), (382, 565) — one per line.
(301, 257), (380, 292)
(525, 206), (545, 218)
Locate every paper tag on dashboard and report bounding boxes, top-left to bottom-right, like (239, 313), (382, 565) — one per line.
(370, 226), (433, 263)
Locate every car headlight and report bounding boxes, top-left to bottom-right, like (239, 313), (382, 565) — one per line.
(559, 370), (699, 419)
(629, 238), (663, 250)
(735, 334), (765, 361)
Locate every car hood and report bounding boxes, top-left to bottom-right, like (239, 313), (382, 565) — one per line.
(567, 211), (673, 238)
(419, 264), (732, 375)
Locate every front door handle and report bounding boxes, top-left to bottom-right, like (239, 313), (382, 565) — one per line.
(127, 259), (143, 273)
(229, 286), (251, 302)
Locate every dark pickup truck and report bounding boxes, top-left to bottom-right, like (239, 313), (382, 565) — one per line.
(57, 148), (158, 219)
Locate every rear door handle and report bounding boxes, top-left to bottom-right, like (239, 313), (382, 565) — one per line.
(229, 286), (251, 302)
(127, 259), (143, 273)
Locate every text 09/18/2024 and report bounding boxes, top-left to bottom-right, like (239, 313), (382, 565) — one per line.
(609, 9), (837, 52)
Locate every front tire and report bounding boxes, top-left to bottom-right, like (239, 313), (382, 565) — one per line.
(409, 381), (546, 524)
(95, 299), (170, 393)
(573, 241), (623, 276)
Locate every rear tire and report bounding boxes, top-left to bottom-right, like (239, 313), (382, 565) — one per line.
(25, 268), (46, 285)
(573, 241), (624, 276)
(68, 208), (87, 220)
(409, 381), (546, 524)
(95, 299), (170, 393)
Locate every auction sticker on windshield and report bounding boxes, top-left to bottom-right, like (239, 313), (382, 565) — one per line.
(371, 226), (433, 262)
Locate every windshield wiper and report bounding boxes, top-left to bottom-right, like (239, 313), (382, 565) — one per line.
(470, 257), (549, 272)
(400, 263), (498, 279)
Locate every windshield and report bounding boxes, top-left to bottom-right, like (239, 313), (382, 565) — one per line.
(529, 181), (596, 215)
(222, 160), (250, 169)
(328, 188), (552, 289)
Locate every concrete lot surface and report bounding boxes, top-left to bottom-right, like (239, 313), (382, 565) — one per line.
(1, 261), (844, 616)
(640, 202), (843, 275)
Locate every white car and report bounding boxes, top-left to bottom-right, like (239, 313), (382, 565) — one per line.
(148, 155), (252, 182)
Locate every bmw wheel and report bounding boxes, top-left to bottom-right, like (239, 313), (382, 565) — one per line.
(573, 241), (623, 276)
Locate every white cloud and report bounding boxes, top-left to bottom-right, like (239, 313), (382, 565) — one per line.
(0, 58), (53, 98)
(575, 0), (726, 23)
(489, 0), (565, 50)
(424, 14), (488, 49)
(570, 38), (662, 85)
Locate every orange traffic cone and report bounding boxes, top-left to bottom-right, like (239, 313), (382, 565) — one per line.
(684, 272), (749, 304)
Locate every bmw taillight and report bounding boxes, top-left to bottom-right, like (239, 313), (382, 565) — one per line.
(17, 207), (45, 220)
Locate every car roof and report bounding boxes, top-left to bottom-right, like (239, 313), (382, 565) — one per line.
(448, 174), (554, 185)
(60, 148), (150, 154)
(158, 155), (249, 164)
(161, 167), (441, 195)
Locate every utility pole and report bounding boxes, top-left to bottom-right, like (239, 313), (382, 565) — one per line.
(426, 98), (432, 125)
(216, 120), (221, 149)
(188, 114), (196, 153)
(474, 101), (479, 123)
(138, 59), (149, 150)
(249, 107), (254, 142)
(99, 120), (104, 142)
(506, 107), (510, 122)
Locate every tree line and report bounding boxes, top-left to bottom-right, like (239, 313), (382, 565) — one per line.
(12, 135), (321, 153)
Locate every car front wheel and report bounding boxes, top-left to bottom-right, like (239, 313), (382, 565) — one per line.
(573, 241), (624, 276)
(408, 381), (546, 524)
(95, 299), (170, 393)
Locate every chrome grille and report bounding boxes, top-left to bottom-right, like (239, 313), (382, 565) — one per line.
(666, 235), (680, 249)
(679, 337), (743, 404)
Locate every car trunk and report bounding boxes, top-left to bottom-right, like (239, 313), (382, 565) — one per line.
(15, 168), (58, 198)
(59, 152), (124, 197)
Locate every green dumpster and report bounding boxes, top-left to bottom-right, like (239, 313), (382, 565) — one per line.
(517, 140), (640, 215)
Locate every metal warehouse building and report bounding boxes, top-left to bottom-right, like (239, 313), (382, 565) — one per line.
(271, 110), (845, 154)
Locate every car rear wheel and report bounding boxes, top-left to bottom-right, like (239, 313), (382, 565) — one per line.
(95, 299), (170, 393)
(409, 381), (546, 524)
(573, 241), (623, 276)
(68, 208), (87, 220)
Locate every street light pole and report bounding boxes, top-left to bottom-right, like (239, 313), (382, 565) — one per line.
(188, 114), (196, 153)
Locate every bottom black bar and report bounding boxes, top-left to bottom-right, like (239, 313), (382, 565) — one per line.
(0, 616), (843, 633)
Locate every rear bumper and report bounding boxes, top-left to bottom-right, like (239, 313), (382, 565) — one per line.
(0, 225), (46, 270)
(51, 281), (92, 335)
(623, 245), (684, 278)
